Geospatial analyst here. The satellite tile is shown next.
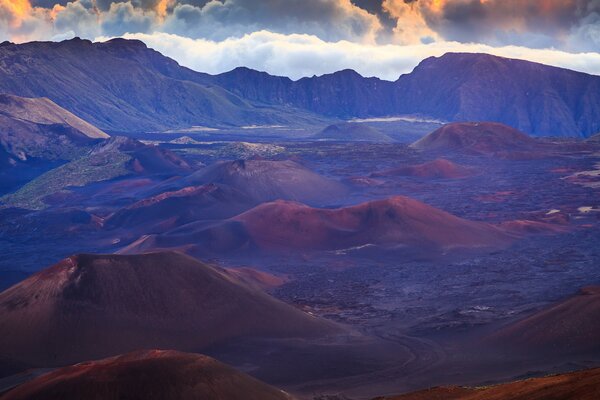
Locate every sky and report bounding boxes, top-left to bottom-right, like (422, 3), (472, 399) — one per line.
(1, 0), (600, 80)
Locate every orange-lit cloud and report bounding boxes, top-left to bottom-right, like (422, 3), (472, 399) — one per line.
(0, 0), (32, 27)
(0, 0), (599, 65)
(155, 0), (174, 19)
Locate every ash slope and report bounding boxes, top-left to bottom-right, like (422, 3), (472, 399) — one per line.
(125, 196), (514, 256)
(411, 122), (536, 155)
(0, 252), (338, 366)
(0, 93), (108, 165)
(487, 286), (600, 356)
(1, 350), (293, 400)
(158, 159), (348, 206)
(380, 367), (600, 400)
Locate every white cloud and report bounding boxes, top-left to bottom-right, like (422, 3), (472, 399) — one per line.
(103, 30), (600, 80)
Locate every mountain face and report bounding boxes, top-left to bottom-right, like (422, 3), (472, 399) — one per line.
(2, 39), (599, 137)
(215, 68), (397, 118)
(0, 94), (108, 165)
(394, 53), (600, 138)
(0, 252), (338, 366)
(214, 53), (600, 137)
(2, 350), (294, 400)
(0, 38), (321, 132)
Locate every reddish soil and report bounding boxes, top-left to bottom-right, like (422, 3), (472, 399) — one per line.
(1, 350), (293, 400)
(411, 122), (536, 155)
(371, 159), (474, 179)
(380, 367), (600, 400)
(0, 252), (339, 367)
(486, 286), (600, 356)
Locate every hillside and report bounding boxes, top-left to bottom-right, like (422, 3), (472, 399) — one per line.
(1, 350), (293, 400)
(411, 122), (536, 155)
(0, 94), (108, 165)
(370, 159), (473, 179)
(314, 122), (394, 142)
(0, 137), (190, 210)
(379, 367), (600, 400)
(487, 286), (600, 356)
(395, 53), (600, 137)
(0, 38), (322, 132)
(3, 40), (600, 136)
(0, 252), (338, 366)
(215, 53), (600, 137)
(162, 159), (348, 205)
(124, 196), (514, 256)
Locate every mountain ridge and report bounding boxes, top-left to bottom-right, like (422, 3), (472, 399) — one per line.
(1, 39), (600, 137)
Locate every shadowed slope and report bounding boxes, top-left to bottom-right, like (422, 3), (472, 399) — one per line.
(0, 94), (108, 166)
(1, 350), (293, 400)
(0, 38), (321, 131)
(0, 94), (107, 139)
(165, 159), (347, 206)
(487, 286), (600, 356)
(371, 159), (474, 179)
(395, 53), (600, 137)
(378, 367), (600, 400)
(0, 252), (338, 366)
(125, 196), (514, 256)
(106, 183), (252, 232)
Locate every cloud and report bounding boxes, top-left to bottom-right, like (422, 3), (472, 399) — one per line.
(103, 30), (600, 80)
(0, 0), (54, 43)
(0, 0), (383, 44)
(101, 2), (157, 36)
(383, 0), (600, 51)
(161, 0), (382, 42)
(1, 1), (599, 80)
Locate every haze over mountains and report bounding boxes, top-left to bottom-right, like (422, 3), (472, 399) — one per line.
(1, 38), (600, 137)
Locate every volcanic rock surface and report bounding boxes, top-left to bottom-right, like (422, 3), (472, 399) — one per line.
(314, 122), (393, 142)
(487, 286), (600, 356)
(0, 94), (108, 165)
(164, 159), (347, 205)
(371, 159), (473, 179)
(125, 196), (514, 256)
(0, 252), (338, 366)
(106, 183), (252, 232)
(1, 350), (294, 400)
(378, 367), (600, 400)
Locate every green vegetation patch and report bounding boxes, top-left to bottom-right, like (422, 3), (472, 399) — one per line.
(1, 151), (132, 210)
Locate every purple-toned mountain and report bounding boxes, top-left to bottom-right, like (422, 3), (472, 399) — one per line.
(216, 54), (600, 137)
(215, 68), (397, 118)
(2, 39), (600, 137)
(394, 53), (600, 137)
(0, 38), (321, 132)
